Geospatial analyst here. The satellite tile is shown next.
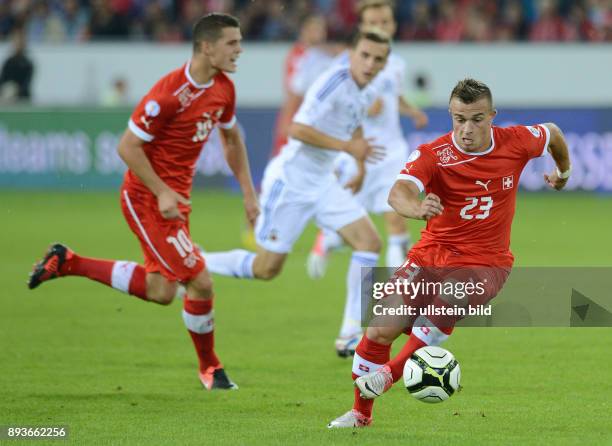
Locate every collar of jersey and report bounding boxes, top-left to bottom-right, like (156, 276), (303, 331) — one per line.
(451, 128), (495, 156)
(185, 60), (215, 89)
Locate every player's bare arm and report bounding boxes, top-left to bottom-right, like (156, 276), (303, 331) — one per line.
(117, 128), (189, 221)
(542, 122), (571, 191)
(289, 122), (384, 162)
(344, 127), (368, 193)
(398, 96), (428, 129)
(219, 124), (260, 226)
(388, 179), (443, 220)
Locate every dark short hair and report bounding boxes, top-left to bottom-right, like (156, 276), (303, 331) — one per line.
(357, 0), (395, 17)
(351, 28), (391, 49)
(192, 13), (240, 52)
(450, 78), (493, 106)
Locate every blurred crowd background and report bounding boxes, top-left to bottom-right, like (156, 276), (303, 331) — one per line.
(0, 0), (610, 43)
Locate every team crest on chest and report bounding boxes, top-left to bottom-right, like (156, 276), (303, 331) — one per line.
(175, 85), (206, 112)
(436, 146), (458, 164)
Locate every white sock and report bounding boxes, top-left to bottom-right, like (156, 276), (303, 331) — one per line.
(322, 228), (344, 253)
(201, 249), (255, 278)
(340, 251), (379, 337)
(386, 233), (410, 267)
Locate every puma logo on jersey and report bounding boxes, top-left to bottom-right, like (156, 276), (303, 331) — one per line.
(475, 180), (491, 190)
(140, 116), (153, 129)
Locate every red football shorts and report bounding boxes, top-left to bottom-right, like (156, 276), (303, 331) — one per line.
(120, 187), (205, 283)
(389, 244), (511, 332)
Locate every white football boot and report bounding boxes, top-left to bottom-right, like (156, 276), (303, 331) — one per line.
(354, 364), (393, 399)
(335, 332), (362, 358)
(327, 409), (371, 428)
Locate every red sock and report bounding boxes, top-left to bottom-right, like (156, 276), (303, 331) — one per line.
(183, 297), (220, 372)
(387, 334), (427, 382)
(387, 325), (455, 382)
(60, 255), (148, 300)
(352, 336), (391, 418)
(312, 230), (326, 255)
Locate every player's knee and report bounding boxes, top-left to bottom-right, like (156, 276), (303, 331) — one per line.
(147, 286), (176, 305)
(187, 273), (214, 299)
(366, 326), (399, 345)
(357, 232), (382, 253)
(254, 261), (283, 280)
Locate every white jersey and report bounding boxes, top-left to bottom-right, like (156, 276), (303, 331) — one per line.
(330, 51), (411, 214)
(279, 65), (377, 190)
(289, 47), (334, 96)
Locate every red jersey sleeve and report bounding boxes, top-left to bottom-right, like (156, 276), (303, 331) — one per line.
(217, 80), (236, 129)
(396, 147), (436, 192)
(129, 86), (179, 142)
(509, 124), (551, 160)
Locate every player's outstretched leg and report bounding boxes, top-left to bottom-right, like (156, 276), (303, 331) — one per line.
(182, 269), (237, 390)
(335, 217), (381, 357)
(28, 243), (148, 300)
(201, 248), (256, 278)
(306, 229), (344, 280)
(202, 247), (287, 281)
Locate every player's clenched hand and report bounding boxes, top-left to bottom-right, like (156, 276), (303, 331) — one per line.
(157, 188), (190, 221)
(543, 170), (568, 191)
(417, 193), (444, 220)
(344, 137), (385, 163)
(243, 195), (260, 228)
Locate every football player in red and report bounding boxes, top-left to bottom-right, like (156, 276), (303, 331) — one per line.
(328, 78), (571, 427)
(28, 13), (259, 391)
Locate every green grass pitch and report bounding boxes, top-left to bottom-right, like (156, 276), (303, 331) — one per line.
(1, 190), (612, 445)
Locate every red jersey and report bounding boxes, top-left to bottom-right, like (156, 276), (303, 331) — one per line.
(398, 124), (550, 267)
(124, 61), (236, 199)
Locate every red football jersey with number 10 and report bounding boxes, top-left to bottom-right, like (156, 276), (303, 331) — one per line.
(398, 125), (550, 267)
(124, 61), (236, 199)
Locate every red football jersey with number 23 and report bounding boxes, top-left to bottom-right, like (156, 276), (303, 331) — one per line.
(398, 125), (550, 267)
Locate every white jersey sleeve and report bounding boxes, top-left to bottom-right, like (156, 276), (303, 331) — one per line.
(293, 67), (351, 129)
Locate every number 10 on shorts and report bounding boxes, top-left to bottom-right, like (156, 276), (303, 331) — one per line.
(166, 229), (194, 258)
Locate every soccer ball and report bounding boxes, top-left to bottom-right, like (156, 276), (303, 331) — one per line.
(403, 346), (461, 403)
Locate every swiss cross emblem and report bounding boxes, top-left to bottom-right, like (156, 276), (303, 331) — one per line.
(503, 175), (514, 190)
(436, 146), (458, 164)
(358, 364), (370, 373)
